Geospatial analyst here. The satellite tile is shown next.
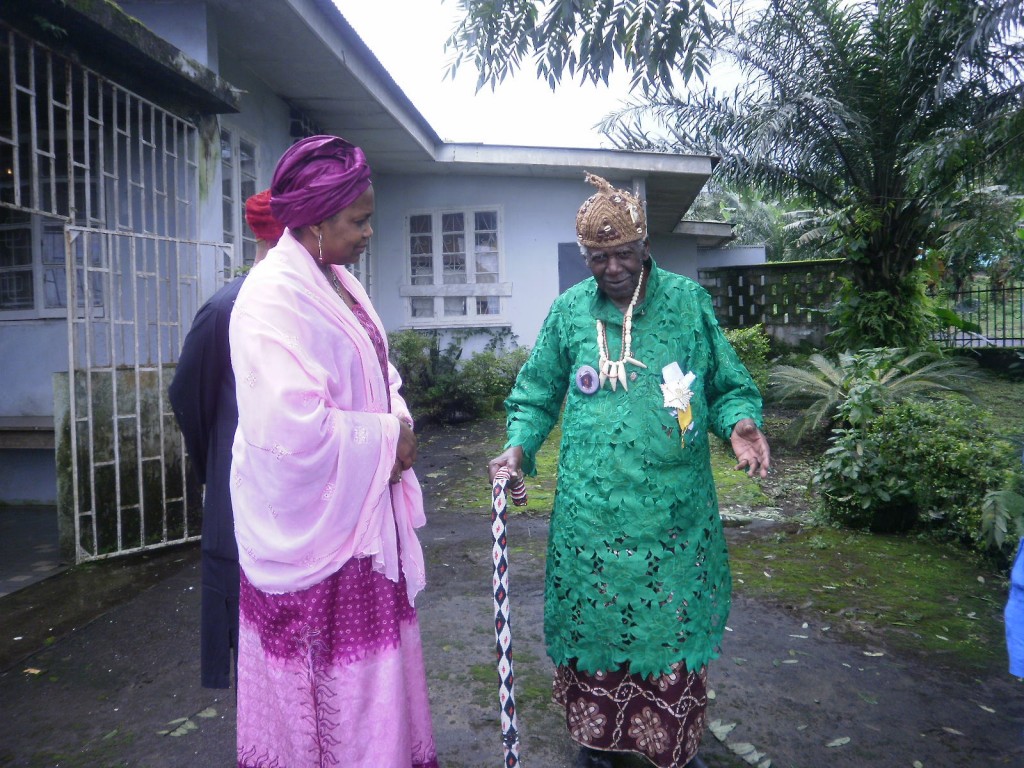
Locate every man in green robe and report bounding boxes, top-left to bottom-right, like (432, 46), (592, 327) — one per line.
(488, 173), (771, 768)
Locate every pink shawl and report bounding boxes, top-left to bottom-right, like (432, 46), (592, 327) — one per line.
(229, 230), (426, 603)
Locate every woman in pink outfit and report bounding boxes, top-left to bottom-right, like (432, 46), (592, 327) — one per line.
(229, 135), (437, 768)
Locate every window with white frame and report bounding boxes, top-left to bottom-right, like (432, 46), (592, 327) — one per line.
(402, 207), (510, 325)
(0, 209), (102, 319)
(220, 128), (258, 270)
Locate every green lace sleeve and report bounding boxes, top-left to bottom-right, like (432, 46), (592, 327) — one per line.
(504, 301), (571, 475)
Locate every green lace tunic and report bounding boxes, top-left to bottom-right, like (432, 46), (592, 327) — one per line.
(505, 262), (762, 678)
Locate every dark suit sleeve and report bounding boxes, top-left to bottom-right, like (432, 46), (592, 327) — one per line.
(169, 301), (225, 485)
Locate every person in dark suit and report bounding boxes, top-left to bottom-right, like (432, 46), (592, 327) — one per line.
(169, 190), (282, 688)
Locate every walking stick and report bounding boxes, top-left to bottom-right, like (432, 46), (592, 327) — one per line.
(491, 467), (527, 767)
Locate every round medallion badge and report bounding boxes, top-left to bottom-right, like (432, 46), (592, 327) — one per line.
(575, 364), (600, 395)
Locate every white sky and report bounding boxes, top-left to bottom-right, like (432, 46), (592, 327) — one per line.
(332, 0), (635, 149)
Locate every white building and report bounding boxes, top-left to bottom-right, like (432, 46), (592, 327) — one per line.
(0, 0), (762, 560)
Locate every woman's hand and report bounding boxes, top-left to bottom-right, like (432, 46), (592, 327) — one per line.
(730, 417), (771, 478)
(488, 445), (524, 483)
(390, 419), (417, 483)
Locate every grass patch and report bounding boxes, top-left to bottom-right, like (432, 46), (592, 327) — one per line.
(974, 368), (1024, 442)
(444, 422), (561, 514)
(729, 526), (1008, 669)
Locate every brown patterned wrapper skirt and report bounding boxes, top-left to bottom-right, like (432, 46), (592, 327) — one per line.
(553, 660), (708, 768)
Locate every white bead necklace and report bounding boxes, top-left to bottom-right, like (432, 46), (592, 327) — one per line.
(595, 267), (647, 391)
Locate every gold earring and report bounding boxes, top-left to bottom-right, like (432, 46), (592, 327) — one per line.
(318, 231), (324, 264)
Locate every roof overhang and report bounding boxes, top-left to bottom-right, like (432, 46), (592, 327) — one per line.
(673, 220), (736, 248)
(207, 0), (442, 166)
(0, 0), (240, 116)
(202, 0), (714, 233)
(431, 145), (715, 235)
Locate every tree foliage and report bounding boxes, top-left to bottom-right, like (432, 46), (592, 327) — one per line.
(684, 183), (819, 261)
(931, 186), (1024, 296)
(444, 0), (718, 91)
(599, 0), (1024, 346)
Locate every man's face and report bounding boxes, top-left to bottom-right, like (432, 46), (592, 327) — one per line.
(583, 239), (649, 306)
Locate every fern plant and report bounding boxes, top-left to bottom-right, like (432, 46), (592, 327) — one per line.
(769, 347), (978, 442)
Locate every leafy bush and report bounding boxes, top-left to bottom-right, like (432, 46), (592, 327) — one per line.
(388, 330), (436, 400)
(813, 427), (915, 532)
(458, 347), (532, 414)
(813, 396), (1024, 555)
(870, 400), (1021, 552)
(388, 329), (529, 424)
(724, 324), (771, 392)
(827, 273), (936, 351)
(769, 347), (978, 443)
(981, 488), (1024, 554)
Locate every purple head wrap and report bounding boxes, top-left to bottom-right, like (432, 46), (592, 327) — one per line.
(270, 135), (372, 229)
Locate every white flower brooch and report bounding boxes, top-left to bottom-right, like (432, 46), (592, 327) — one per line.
(661, 362), (696, 446)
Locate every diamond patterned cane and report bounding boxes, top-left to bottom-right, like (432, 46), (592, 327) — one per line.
(492, 467), (527, 767)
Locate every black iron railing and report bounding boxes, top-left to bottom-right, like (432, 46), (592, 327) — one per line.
(939, 285), (1024, 348)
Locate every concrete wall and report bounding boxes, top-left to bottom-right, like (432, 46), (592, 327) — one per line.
(0, 450), (56, 506)
(372, 173), (586, 347)
(0, 321), (66, 417)
(654, 241), (767, 280)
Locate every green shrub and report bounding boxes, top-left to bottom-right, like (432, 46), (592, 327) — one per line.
(388, 330), (435, 397)
(827, 273), (936, 351)
(387, 329), (529, 425)
(869, 399), (1020, 551)
(724, 324), (771, 392)
(813, 427), (915, 532)
(458, 347), (531, 414)
(813, 396), (1024, 554)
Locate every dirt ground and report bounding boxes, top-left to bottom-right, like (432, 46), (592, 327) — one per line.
(2, 418), (1024, 767)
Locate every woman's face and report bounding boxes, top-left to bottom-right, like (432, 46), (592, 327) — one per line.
(317, 185), (375, 265)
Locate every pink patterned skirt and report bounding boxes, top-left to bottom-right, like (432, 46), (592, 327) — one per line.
(236, 557), (438, 768)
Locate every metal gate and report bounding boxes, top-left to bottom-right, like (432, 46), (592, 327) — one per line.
(61, 227), (230, 562)
(4, 22), (241, 561)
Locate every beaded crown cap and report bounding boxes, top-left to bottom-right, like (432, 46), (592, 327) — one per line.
(575, 172), (647, 249)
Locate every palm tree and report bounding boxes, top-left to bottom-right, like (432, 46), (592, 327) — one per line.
(601, 0), (1024, 348)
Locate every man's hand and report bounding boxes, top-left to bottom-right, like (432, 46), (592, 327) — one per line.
(730, 418), (771, 478)
(488, 445), (525, 483)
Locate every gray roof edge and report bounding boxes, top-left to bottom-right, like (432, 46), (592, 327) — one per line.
(674, 220), (735, 236)
(434, 143), (715, 176)
(306, 0), (443, 152)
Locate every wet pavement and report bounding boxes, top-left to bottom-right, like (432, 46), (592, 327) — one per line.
(0, 506), (62, 598)
(3, 422), (1024, 767)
